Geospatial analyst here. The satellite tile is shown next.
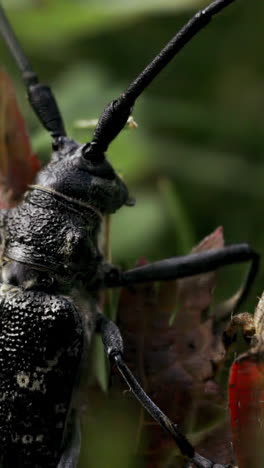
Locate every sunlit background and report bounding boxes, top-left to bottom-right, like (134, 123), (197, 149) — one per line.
(1, 0), (264, 466)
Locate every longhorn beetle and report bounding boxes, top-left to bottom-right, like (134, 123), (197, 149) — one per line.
(0, 1), (260, 467)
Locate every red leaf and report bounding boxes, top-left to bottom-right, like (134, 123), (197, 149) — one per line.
(0, 69), (41, 208)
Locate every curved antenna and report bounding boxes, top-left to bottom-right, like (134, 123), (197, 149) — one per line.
(85, 0), (237, 157)
(0, 3), (66, 138)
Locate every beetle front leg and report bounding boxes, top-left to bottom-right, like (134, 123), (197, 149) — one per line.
(95, 313), (231, 468)
(104, 244), (259, 313)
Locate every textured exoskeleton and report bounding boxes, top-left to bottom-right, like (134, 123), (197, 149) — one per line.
(0, 138), (130, 467)
(0, 286), (83, 468)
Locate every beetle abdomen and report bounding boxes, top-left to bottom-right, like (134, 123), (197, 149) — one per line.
(0, 285), (84, 468)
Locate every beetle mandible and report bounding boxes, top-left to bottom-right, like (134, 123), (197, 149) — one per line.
(0, 1), (260, 467)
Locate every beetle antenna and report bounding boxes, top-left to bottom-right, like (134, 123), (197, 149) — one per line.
(85, 0), (236, 156)
(0, 3), (66, 139)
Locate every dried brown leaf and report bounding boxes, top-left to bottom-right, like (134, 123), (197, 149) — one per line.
(114, 227), (233, 467)
(0, 70), (41, 208)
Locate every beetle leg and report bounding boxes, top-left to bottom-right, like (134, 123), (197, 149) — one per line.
(104, 244), (259, 313)
(95, 313), (230, 468)
(57, 410), (81, 468)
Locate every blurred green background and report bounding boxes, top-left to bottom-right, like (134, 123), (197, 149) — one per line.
(1, 0), (264, 465)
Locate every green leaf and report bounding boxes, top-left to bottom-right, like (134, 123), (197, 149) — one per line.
(111, 193), (166, 263)
(2, 0), (205, 53)
(90, 336), (108, 393)
(158, 177), (194, 253)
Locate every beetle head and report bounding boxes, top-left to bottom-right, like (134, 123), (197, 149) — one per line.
(36, 136), (133, 215)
